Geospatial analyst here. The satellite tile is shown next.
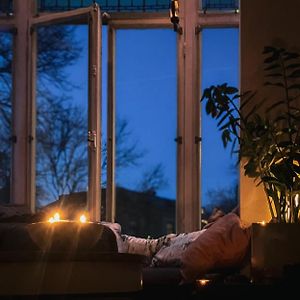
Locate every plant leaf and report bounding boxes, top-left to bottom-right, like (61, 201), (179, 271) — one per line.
(288, 69), (300, 78)
(265, 100), (285, 113)
(288, 84), (300, 90)
(264, 63), (280, 71)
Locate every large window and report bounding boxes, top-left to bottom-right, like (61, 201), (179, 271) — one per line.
(0, 1), (240, 232)
(115, 29), (177, 237)
(201, 28), (239, 220)
(0, 32), (12, 204)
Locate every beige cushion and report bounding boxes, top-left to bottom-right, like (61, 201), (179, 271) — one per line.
(151, 230), (206, 267)
(180, 213), (251, 282)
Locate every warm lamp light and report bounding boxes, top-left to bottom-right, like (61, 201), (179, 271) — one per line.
(197, 279), (210, 287)
(295, 194), (299, 207)
(260, 220), (266, 226)
(79, 214), (87, 223)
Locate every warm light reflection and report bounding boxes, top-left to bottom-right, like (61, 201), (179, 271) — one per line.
(295, 194), (299, 207)
(79, 214), (87, 223)
(259, 220), (266, 226)
(197, 279), (210, 287)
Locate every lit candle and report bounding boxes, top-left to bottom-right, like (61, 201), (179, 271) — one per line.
(79, 214), (87, 223)
(48, 217), (55, 223)
(197, 279), (210, 287)
(53, 212), (60, 222)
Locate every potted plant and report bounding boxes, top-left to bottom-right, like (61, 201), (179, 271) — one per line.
(201, 46), (300, 281)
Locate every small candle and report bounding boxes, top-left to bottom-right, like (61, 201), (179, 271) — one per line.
(53, 212), (60, 222)
(79, 214), (87, 223)
(197, 279), (210, 287)
(48, 217), (55, 223)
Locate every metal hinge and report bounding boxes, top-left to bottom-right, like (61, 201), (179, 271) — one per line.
(195, 136), (202, 144)
(28, 135), (34, 143)
(174, 136), (183, 144)
(91, 65), (97, 77)
(195, 25), (201, 35)
(88, 130), (97, 151)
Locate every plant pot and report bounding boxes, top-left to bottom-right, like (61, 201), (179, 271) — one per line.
(251, 223), (300, 282)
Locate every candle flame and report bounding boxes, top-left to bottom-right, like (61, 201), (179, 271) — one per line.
(48, 217), (55, 223)
(54, 212), (60, 222)
(79, 214), (87, 223)
(48, 212), (60, 223)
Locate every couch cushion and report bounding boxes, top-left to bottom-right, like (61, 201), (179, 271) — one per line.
(180, 213), (251, 283)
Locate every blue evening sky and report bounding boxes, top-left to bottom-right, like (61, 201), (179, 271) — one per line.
(58, 25), (239, 207)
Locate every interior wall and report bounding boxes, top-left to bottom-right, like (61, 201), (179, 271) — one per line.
(240, 0), (300, 223)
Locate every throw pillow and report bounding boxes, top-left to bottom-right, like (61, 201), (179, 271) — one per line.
(180, 213), (251, 282)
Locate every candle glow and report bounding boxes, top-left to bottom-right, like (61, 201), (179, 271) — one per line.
(48, 212), (61, 223)
(79, 214), (87, 223)
(197, 279), (210, 286)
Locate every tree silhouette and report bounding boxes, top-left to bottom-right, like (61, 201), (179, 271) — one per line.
(136, 163), (168, 195)
(203, 184), (238, 218)
(36, 25), (144, 206)
(0, 25), (168, 206)
(0, 33), (12, 202)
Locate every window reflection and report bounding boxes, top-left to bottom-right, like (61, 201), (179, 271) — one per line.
(36, 25), (88, 208)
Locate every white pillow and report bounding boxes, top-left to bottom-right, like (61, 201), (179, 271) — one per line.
(151, 230), (206, 267)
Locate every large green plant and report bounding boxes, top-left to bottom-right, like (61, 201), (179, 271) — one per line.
(201, 46), (300, 223)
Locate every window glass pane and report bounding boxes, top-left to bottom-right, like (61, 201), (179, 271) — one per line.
(201, 0), (239, 11)
(36, 25), (88, 208)
(115, 29), (176, 238)
(201, 28), (239, 222)
(38, 0), (170, 12)
(0, 32), (12, 203)
(101, 25), (107, 218)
